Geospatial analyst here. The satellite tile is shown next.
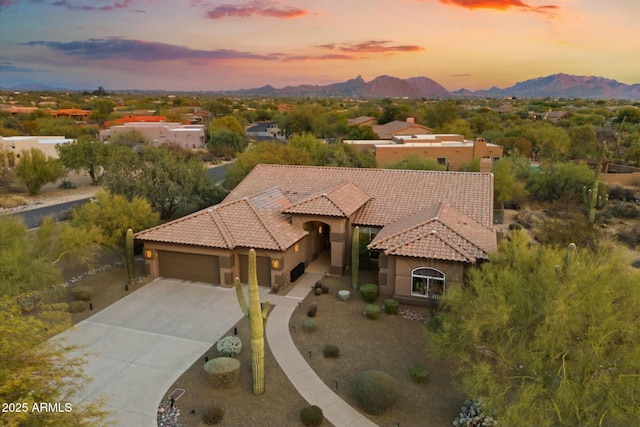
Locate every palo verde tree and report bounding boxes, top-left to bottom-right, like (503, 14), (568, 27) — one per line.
(15, 147), (65, 195)
(56, 135), (109, 185)
(0, 294), (110, 427)
(428, 231), (640, 427)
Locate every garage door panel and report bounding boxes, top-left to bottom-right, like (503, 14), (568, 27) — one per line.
(239, 255), (271, 287)
(158, 251), (220, 284)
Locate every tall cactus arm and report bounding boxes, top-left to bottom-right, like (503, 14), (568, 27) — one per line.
(234, 277), (249, 317)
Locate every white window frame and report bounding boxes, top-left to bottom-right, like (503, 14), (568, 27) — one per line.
(411, 267), (446, 298)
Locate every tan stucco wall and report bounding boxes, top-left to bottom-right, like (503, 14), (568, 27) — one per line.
(380, 255), (465, 306)
(377, 140), (503, 170)
(291, 214), (349, 275)
(601, 172), (640, 187)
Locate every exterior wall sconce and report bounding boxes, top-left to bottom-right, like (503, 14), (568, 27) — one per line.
(271, 259), (280, 269)
(294, 244), (299, 252)
(318, 226), (323, 234)
(144, 249), (153, 259)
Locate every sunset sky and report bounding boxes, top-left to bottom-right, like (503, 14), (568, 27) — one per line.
(0, 0), (638, 91)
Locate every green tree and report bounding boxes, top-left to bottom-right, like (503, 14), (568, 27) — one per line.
(289, 133), (328, 165)
(568, 125), (599, 159)
(492, 158), (526, 206)
(56, 136), (108, 185)
(207, 116), (248, 157)
(223, 142), (313, 189)
(70, 190), (159, 260)
(108, 128), (148, 146)
(0, 293), (110, 427)
(343, 124), (379, 140)
(385, 154), (446, 171)
(526, 161), (594, 202)
(428, 233), (640, 427)
(15, 148), (65, 195)
(0, 215), (100, 297)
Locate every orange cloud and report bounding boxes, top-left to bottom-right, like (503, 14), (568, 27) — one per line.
(322, 41), (424, 54)
(438, 0), (557, 13)
(204, 1), (306, 19)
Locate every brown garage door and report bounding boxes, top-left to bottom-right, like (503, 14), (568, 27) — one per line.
(239, 254), (271, 287)
(158, 251), (220, 284)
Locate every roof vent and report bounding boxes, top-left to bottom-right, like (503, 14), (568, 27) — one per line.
(207, 209), (212, 213)
(430, 229), (437, 235)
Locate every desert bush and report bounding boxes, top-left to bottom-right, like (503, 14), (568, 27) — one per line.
(202, 405), (225, 425)
(364, 304), (381, 320)
(322, 285), (329, 294)
(0, 195), (26, 208)
(323, 344), (340, 359)
(71, 285), (93, 301)
(607, 184), (637, 202)
(360, 283), (379, 303)
(203, 357), (240, 389)
(534, 209), (600, 248)
(314, 287), (322, 296)
(384, 299), (399, 314)
(216, 335), (242, 357)
(605, 201), (640, 219)
(409, 365), (429, 384)
(58, 179), (77, 189)
(303, 319), (317, 333)
(67, 300), (86, 313)
(352, 370), (399, 415)
(617, 226), (640, 249)
(300, 405), (323, 427)
(508, 222), (523, 231)
(452, 400), (496, 427)
(307, 301), (318, 317)
(526, 161), (593, 202)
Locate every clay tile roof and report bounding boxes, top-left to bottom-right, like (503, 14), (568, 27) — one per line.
(284, 181), (370, 217)
(227, 165), (494, 228)
(368, 202), (496, 262)
(135, 194), (306, 251)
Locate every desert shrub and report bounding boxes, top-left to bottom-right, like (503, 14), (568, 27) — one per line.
(314, 287), (322, 296)
(203, 357), (240, 389)
(514, 209), (542, 230)
(617, 226), (640, 249)
(508, 222), (523, 231)
(364, 304), (381, 320)
(0, 195), (26, 208)
(352, 370), (399, 415)
(58, 179), (77, 189)
(409, 365), (429, 384)
(322, 285), (329, 294)
(452, 400), (497, 427)
(526, 162), (593, 202)
(67, 300), (86, 313)
(202, 405), (225, 425)
(300, 405), (323, 427)
(360, 284), (379, 303)
(605, 201), (640, 219)
(314, 280), (323, 291)
(216, 335), (242, 357)
(323, 344), (340, 358)
(607, 184), (637, 202)
(384, 299), (399, 314)
(71, 285), (93, 301)
(303, 319), (317, 333)
(534, 209), (600, 248)
(307, 301), (318, 317)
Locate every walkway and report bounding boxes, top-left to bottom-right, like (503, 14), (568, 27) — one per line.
(265, 260), (378, 427)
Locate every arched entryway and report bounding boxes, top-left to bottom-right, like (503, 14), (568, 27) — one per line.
(303, 221), (331, 262)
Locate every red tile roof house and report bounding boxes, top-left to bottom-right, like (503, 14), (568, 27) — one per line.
(135, 165), (497, 305)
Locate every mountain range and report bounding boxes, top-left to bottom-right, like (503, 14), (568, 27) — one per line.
(3, 73), (638, 99)
(232, 73), (639, 100)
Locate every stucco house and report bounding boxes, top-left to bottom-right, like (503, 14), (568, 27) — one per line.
(135, 165), (497, 305)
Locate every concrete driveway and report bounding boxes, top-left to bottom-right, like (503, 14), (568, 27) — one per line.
(54, 278), (268, 427)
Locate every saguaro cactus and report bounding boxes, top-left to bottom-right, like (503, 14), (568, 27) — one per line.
(582, 142), (608, 224)
(235, 249), (270, 395)
(352, 226), (360, 291)
(125, 228), (136, 287)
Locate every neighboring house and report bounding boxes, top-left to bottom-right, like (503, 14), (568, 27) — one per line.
(345, 135), (504, 172)
(135, 165), (497, 306)
(348, 116), (378, 126)
(0, 135), (72, 161)
(100, 122), (206, 150)
(246, 121), (285, 142)
(49, 108), (91, 121)
(371, 118), (433, 139)
(104, 115), (167, 128)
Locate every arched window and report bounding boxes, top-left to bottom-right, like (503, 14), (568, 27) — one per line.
(411, 267), (445, 298)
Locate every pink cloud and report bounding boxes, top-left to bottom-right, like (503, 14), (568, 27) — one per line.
(437, 0), (558, 13)
(323, 41), (424, 54)
(204, 1), (307, 19)
(49, 0), (138, 12)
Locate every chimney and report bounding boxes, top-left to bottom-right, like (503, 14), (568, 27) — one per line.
(406, 117), (415, 123)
